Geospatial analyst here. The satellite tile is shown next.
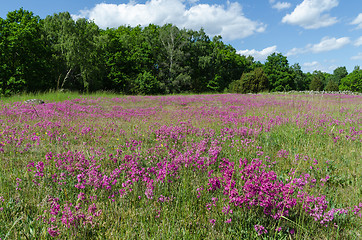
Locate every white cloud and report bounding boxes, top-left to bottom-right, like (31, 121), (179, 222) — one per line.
(302, 61), (337, 73)
(237, 45), (277, 62)
(287, 36), (350, 56)
(74, 0), (266, 40)
(272, 2), (292, 11)
(282, 0), (339, 29)
(351, 13), (362, 29)
(303, 61), (319, 67)
(309, 36), (350, 53)
(355, 36), (362, 47)
(286, 47), (306, 56)
(351, 52), (362, 60)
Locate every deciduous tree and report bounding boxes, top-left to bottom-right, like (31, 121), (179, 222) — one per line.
(339, 66), (362, 92)
(264, 53), (295, 92)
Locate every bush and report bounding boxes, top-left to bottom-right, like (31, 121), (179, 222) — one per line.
(309, 76), (324, 91)
(324, 80), (339, 91)
(132, 71), (160, 95)
(230, 68), (269, 93)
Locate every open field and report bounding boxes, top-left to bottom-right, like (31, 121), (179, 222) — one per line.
(0, 93), (361, 239)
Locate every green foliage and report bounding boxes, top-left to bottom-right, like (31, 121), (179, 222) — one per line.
(157, 24), (191, 93)
(324, 80), (339, 91)
(333, 66), (348, 82)
(290, 63), (308, 91)
(43, 12), (105, 92)
(339, 66), (362, 92)
(309, 71), (325, 91)
(0, 9), (52, 95)
(230, 67), (269, 93)
(208, 36), (250, 92)
(264, 53), (295, 92)
(0, 9), (357, 96)
(132, 71), (160, 95)
(105, 25), (159, 94)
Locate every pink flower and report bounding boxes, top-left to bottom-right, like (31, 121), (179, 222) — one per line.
(254, 224), (268, 235)
(48, 225), (60, 237)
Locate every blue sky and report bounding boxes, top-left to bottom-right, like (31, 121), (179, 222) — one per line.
(1, 0), (361, 74)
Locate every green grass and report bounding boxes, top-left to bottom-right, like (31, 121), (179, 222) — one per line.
(0, 90), (122, 104)
(0, 92), (361, 239)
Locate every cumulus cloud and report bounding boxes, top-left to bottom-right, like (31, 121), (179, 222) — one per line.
(303, 61), (319, 68)
(287, 36), (350, 56)
(271, 2), (292, 11)
(282, 0), (339, 29)
(237, 45), (277, 62)
(310, 36), (350, 53)
(351, 52), (362, 60)
(351, 13), (362, 29)
(355, 36), (362, 47)
(302, 61), (337, 73)
(286, 47), (306, 56)
(74, 0), (266, 40)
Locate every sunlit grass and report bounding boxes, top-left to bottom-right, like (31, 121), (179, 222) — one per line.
(0, 92), (361, 239)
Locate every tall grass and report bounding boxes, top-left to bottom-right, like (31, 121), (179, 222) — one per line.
(0, 92), (361, 239)
(0, 90), (121, 104)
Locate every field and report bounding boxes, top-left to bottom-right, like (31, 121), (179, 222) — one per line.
(0, 92), (361, 239)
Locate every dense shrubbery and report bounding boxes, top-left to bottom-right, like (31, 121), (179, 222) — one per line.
(0, 9), (361, 96)
(230, 67), (269, 93)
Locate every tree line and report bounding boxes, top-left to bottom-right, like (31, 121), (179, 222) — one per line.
(0, 9), (361, 96)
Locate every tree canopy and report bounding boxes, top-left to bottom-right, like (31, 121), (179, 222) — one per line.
(0, 9), (360, 96)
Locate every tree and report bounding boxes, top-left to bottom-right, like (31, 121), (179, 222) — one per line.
(0, 9), (52, 95)
(186, 28), (213, 93)
(333, 66), (348, 82)
(132, 71), (160, 95)
(324, 79), (339, 91)
(309, 70), (325, 91)
(207, 36), (250, 92)
(264, 53), (295, 92)
(157, 24), (191, 93)
(104, 25), (160, 94)
(230, 67), (269, 93)
(339, 66), (362, 92)
(323, 66), (348, 91)
(43, 12), (104, 92)
(290, 63), (308, 91)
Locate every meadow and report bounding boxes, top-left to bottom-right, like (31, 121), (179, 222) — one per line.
(0, 92), (361, 239)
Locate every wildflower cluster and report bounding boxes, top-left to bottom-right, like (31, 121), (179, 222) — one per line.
(0, 93), (360, 239)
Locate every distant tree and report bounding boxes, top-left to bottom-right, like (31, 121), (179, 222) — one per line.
(43, 12), (104, 92)
(208, 36), (250, 92)
(132, 71), (160, 95)
(0, 9), (51, 95)
(339, 66), (362, 92)
(104, 25), (159, 93)
(186, 28), (213, 92)
(333, 66), (348, 82)
(230, 67), (269, 93)
(324, 66), (348, 91)
(324, 80), (339, 91)
(264, 53), (295, 92)
(309, 70), (325, 91)
(290, 63), (308, 91)
(157, 24), (191, 93)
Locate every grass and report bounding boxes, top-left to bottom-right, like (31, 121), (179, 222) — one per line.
(0, 92), (361, 239)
